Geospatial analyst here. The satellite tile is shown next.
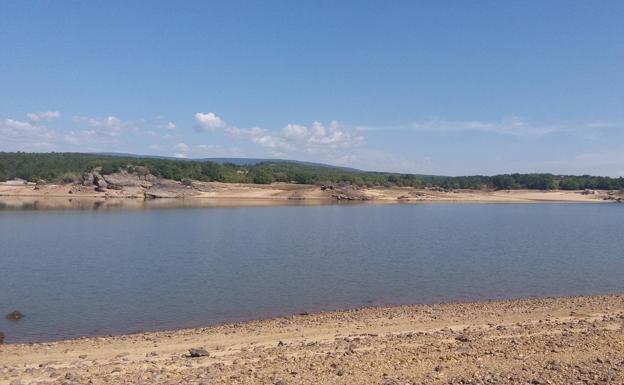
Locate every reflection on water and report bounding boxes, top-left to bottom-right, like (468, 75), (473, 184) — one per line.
(0, 196), (343, 211)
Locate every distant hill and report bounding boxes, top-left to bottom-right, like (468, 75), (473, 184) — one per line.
(94, 152), (362, 172)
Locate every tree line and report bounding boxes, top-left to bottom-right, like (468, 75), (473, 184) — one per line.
(1, 152), (623, 190)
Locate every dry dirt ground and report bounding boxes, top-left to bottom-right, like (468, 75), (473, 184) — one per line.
(1, 295), (623, 385)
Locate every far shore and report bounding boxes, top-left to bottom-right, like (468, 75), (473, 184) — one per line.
(1, 294), (623, 384)
(1, 180), (622, 207)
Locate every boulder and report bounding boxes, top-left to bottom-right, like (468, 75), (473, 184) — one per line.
(455, 334), (471, 342)
(188, 348), (210, 358)
(5, 310), (24, 321)
(0, 331), (4, 344)
(103, 170), (153, 189)
(82, 172), (95, 186)
(93, 172), (108, 191)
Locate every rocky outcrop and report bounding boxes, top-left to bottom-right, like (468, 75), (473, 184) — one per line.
(81, 166), (157, 193)
(330, 186), (370, 201)
(76, 166), (201, 198)
(603, 190), (624, 203)
(81, 167), (108, 192)
(103, 170), (156, 189)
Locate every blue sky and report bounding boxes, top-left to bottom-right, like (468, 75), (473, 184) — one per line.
(1, 1), (623, 176)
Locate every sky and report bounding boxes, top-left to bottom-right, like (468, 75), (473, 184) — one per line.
(1, 1), (623, 176)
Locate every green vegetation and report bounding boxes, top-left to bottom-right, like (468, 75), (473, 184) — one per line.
(1, 152), (623, 190)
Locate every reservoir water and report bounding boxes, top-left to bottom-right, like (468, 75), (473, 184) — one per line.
(1, 202), (623, 343)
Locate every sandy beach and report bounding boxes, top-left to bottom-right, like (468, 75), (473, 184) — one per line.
(1, 295), (623, 385)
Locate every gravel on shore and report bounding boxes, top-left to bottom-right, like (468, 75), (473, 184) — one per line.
(1, 295), (623, 385)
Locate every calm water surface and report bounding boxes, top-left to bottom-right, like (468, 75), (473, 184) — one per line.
(1, 202), (623, 343)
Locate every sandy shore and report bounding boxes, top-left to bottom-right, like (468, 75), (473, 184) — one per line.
(1, 181), (619, 206)
(2, 295), (623, 384)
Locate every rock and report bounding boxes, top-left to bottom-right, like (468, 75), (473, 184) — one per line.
(103, 170), (153, 189)
(274, 380), (287, 385)
(92, 171), (108, 191)
(144, 190), (182, 199)
(65, 373), (80, 381)
(82, 172), (95, 186)
(5, 310), (24, 321)
(0, 331), (4, 344)
(3, 178), (27, 186)
(455, 334), (471, 342)
(188, 348), (210, 358)
(33, 180), (47, 190)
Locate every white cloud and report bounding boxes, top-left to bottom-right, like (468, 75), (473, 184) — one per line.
(26, 111), (60, 123)
(194, 112), (227, 131)
(166, 121), (176, 130)
(225, 119), (364, 154)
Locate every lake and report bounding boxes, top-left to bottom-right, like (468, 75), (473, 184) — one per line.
(1, 201), (623, 343)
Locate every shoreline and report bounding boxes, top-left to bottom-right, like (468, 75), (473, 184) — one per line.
(1, 181), (621, 209)
(2, 294), (623, 384)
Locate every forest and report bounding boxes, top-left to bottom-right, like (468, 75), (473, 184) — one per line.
(1, 152), (623, 190)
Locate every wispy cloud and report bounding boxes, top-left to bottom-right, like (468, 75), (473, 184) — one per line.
(0, 118), (55, 149)
(358, 116), (559, 137)
(26, 111), (60, 123)
(72, 116), (132, 137)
